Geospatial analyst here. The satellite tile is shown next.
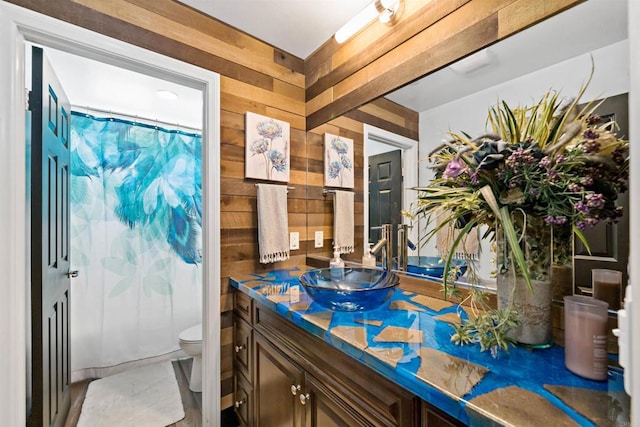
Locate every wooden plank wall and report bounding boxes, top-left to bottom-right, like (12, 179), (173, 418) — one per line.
(305, 0), (583, 129)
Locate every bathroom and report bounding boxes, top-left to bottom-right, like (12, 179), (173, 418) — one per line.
(1, 0), (638, 425)
(26, 44), (207, 425)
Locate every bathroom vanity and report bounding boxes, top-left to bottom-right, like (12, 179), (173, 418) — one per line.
(231, 267), (629, 426)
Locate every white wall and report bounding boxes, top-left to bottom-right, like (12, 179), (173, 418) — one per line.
(418, 40), (630, 282)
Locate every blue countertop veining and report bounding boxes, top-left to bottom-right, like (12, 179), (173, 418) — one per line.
(230, 267), (630, 426)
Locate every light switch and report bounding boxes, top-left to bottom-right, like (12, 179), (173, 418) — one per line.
(289, 232), (300, 250)
(314, 231), (324, 248)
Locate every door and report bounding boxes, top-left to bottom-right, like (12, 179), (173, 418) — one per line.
(369, 150), (403, 257)
(30, 46), (72, 427)
(255, 333), (305, 427)
(573, 93), (629, 309)
(304, 375), (366, 427)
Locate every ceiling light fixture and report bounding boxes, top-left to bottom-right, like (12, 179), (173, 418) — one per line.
(156, 89), (178, 100)
(335, 0), (403, 44)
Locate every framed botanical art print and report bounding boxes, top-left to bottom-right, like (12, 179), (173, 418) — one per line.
(245, 112), (290, 182)
(324, 133), (354, 188)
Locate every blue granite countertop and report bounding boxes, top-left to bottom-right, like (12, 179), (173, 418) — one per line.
(230, 267), (630, 426)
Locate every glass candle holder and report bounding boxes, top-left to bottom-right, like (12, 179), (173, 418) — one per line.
(563, 295), (609, 381)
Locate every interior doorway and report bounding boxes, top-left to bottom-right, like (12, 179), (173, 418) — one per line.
(363, 124), (419, 256)
(0, 3), (221, 425)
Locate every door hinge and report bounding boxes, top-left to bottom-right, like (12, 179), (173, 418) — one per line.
(26, 89), (32, 111)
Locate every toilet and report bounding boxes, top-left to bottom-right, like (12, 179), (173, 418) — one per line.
(179, 324), (203, 392)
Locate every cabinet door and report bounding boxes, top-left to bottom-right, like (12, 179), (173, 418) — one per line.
(255, 333), (305, 427)
(234, 371), (253, 426)
(304, 374), (367, 427)
(234, 316), (253, 382)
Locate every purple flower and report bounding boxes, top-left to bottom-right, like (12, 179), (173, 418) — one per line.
(584, 130), (599, 140)
(580, 176), (594, 186)
(567, 183), (581, 192)
(586, 193), (605, 209)
(443, 158), (466, 179)
(539, 156), (551, 168)
(575, 201), (590, 214)
(529, 188), (540, 197)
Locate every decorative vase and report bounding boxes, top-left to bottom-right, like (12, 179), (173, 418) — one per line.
(496, 214), (553, 348)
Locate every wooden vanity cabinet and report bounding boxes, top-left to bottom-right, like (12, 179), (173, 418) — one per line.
(233, 291), (463, 426)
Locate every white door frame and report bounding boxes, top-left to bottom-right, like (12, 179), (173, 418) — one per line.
(363, 124), (418, 252)
(0, 3), (221, 426)
(628, 0), (639, 419)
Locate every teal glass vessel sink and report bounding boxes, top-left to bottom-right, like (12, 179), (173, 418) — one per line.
(299, 267), (399, 312)
(404, 256), (467, 279)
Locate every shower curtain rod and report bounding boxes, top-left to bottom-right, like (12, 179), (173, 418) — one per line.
(71, 104), (202, 133)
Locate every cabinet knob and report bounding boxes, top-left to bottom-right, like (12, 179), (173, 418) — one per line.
(234, 344), (245, 353)
(299, 393), (310, 405)
(290, 384), (301, 396)
(234, 398), (246, 408)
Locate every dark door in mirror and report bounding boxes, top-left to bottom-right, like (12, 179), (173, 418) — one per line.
(574, 93), (629, 311)
(369, 150), (402, 258)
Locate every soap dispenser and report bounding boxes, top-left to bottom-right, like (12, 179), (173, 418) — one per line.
(330, 249), (345, 280)
(362, 244), (376, 267)
(330, 249), (345, 269)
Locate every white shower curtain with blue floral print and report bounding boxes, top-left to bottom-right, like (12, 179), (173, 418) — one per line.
(69, 112), (202, 380)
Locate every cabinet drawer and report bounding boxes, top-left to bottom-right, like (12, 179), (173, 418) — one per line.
(234, 372), (253, 427)
(234, 316), (253, 383)
(234, 290), (253, 324)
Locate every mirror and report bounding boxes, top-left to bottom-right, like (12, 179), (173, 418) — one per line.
(361, 0), (629, 302)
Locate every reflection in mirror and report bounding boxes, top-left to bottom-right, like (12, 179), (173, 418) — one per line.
(371, 0), (629, 303)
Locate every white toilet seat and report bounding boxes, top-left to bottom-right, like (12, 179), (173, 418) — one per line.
(179, 324), (202, 343)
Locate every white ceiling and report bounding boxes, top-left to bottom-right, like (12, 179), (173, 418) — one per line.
(386, 0), (628, 112)
(177, 0), (372, 58)
(41, 0), (627, 131)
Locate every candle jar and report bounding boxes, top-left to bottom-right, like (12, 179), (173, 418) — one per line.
(592, 269), (622, 311)
(563, 295), (609, 381)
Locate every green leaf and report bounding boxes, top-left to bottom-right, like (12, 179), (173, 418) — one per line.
(499, 207), (533, 292)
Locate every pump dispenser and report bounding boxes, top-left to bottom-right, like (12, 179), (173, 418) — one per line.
(330, 249), (345, 269)
(330, 249), (345, 280)
(362, 244), (376, 267)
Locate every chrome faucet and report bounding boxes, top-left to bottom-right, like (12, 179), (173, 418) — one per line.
(396, 224), (417, 272)
(370, 224), (393, 271)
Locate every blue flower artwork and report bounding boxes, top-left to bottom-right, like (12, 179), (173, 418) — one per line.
(324, 133), (354, 188)
(245, 112), (290, 182)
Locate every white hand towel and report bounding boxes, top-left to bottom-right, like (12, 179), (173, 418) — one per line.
(257, 184), (290, 263)
(333, 190), (354, 254)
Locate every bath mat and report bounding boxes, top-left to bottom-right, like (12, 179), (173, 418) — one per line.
(77, 361), (185, 427)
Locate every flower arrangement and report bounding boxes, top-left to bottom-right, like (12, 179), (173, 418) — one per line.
(410, 73), (629, 352)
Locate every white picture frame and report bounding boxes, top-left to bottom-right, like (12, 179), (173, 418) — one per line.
(324, 133), (354, 188)
(245, 112), (290, 182)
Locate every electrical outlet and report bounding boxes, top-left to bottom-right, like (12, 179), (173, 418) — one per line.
(314, 231), (324, 248)
(289, 232), (300, 250)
